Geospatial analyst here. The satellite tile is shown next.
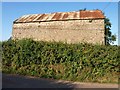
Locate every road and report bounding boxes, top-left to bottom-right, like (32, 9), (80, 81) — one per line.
(2, 73), (118, 89)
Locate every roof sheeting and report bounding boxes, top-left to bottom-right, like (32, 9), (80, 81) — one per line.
(14, 10), (105, 23)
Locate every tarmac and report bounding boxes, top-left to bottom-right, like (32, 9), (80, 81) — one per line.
(2, 73), (118, 89)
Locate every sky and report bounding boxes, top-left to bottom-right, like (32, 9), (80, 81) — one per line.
(1, 2), (119, 45)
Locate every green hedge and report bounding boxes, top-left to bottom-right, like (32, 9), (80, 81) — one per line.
(2, 39), (119, 83)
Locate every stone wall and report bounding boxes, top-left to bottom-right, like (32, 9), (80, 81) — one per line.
(12, 19), (105, 44)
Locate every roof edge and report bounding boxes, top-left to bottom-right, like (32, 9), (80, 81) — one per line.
(13, 18), (105, 24)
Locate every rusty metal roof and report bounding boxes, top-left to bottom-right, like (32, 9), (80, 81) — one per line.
(14, 10), (105, 23)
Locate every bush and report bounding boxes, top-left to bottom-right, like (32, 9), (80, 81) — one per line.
(2, 39), (119, 83)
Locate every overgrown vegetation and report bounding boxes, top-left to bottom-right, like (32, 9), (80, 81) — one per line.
(2, 39), (119, 83)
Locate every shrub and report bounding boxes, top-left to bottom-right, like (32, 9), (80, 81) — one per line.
(2, 39), (119, 83)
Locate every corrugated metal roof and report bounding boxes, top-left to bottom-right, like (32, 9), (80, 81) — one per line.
(14, 10), (105, 23)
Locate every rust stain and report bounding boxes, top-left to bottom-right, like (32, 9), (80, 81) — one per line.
(63, 13), (68, 19)
(52, 13), (62, 20)
(33, 14), (42, 21)
(74, 12), (77, 18)
(14, 10), (105, 23)
(36, 14), (46, 21)
(80, 10), (104, 19)
(23, 15), (34, 22)
(28, 15), (39, 22)
(16, 15), (30, 22)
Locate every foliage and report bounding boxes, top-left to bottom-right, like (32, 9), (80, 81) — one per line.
(0, 41), (2, 71)
(104, 18), (116, 45)
(2, 39), (119, 83)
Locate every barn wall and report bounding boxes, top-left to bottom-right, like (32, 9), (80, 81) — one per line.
(12, 19), (105, 44)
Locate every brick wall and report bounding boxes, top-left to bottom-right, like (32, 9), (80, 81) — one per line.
(12, 19), (105, 44)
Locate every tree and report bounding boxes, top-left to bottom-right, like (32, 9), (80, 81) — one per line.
(8, 36), (12, 41)
(79, 8), (86, 11)
(104, 18), (116, 45)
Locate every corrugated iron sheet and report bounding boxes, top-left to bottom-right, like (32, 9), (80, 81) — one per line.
(14, 10), (105, 23)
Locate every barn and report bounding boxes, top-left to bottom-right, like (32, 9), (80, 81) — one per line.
(12, 10), (105, 44)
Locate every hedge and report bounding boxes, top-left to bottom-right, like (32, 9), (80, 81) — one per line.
(2, 39), (119, 83)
